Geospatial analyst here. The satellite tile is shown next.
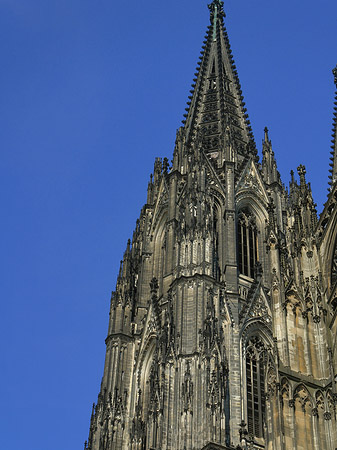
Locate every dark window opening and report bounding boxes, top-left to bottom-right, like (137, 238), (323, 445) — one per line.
(238, 210), (258, 278)
(246, 337), (266, 439)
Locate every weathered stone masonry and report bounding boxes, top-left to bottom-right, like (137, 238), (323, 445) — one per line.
(85, 2), (337, 449)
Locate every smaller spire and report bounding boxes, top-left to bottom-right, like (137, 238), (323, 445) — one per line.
(264, 126), (270, 143)
(290, 170), (295, 185)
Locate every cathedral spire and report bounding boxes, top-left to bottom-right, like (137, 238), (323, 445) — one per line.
(181, 1), (255, 163)
(328, 65), (337, 188)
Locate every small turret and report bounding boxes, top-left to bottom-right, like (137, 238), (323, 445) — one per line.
(153, 157), (162, 185)
(289, 165), (318, 246)
(147, 173), (154, 204)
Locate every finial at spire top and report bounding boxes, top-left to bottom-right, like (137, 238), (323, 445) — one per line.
(264, 127), (269, 142)
(208, 0), (225, 40)
(333, 65), (337, 86)
(297, 164), (307, 186)
(208, 0), (225, 17)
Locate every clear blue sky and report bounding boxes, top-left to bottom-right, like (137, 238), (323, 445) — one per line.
(1, 1), (336, 449)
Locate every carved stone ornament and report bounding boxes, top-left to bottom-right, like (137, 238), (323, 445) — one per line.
(242, 167), (262, 194)
(324, 411), (332, 421)
(311, 407), (318, 417)
(182, 361), (194, 413)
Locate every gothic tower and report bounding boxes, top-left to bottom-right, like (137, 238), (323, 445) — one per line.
(85, 2), (337, 449)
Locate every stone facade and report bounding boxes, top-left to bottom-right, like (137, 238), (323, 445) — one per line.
(85, 2), (337, 449)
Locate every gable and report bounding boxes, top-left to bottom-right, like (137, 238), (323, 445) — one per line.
(236, 158), (269, 205)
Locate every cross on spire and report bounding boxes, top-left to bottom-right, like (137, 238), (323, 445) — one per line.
(208, 0), (225, 40)
(208, 0), (225, 17)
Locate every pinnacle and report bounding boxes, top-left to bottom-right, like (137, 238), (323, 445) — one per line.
(264, 127), (269, 142)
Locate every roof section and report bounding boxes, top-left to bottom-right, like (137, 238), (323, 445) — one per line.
(182, 0), (256, 159)
(328, 65), (337, 188)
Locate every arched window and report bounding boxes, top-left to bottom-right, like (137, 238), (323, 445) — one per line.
(245, 336), (266, 439)
(238, 210), (258, 278)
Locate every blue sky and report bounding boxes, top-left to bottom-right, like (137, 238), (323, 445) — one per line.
(1, 1), (337, 449)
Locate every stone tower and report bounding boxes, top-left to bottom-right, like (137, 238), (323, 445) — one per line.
(85, 2), (337, 449)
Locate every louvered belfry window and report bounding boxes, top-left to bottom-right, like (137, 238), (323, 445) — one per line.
(238, 210), (258, 278)
(246, 337), (266, 439)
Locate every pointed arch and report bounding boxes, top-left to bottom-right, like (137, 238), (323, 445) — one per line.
(237, 208), (258, 278)
(241, 318), (275, 349)
(241, 322), (275, 443)
(211, 196), (223, 282)
(236, 192), (269, 277)
(244, 336), (267, 438)
(236, 189), (269, 227)
(137, 338), (157, 417)
(326, 389), (337, 446)
(293, 384), (314, 449)
(280, 378), (294, 449)
(314, 390), (327, 448)
(152, 211), (168, 291)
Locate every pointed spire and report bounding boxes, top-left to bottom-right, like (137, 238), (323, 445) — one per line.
(181, 1), (256, 166)
(290, 169), (295, 184)
(264, 126), (270, 143)
(262, 127), (280, 184)
(328, 65), (337, 189)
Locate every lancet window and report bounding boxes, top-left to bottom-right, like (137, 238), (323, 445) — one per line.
(238, 210), (258, 278)
(245, 336), (266, 439)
